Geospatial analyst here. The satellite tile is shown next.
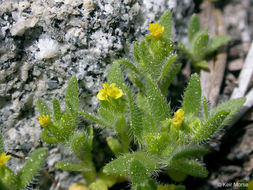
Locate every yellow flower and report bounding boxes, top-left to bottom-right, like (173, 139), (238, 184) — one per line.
(97, 82), (123, 101)
(38, 115), (51, 127)
(148, 22), (165, 38)
(68, 183), (88, 190)
(172, 109), (184, 128)
(0, 152), (11, 167)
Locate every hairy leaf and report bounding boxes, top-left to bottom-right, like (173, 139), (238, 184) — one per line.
(41, 129), (59, 144)
(16, 148), (48, 190)
(71, 131), (93, 162)
(192, 33), (209, 61)
(192, 111), (229, 142)
(145, 75), (170, 126)
(128, 72), (144, 92)
(108, 62), (123, 89)
(158, 55), (181, 95)
(203, 97), (209, 119)
(117, 60), (141, 76)
(172, 146), (209, 160)
(103, 152), (159, 176)
(210, 97), (246, 124)
(205, 35), (231, 56)
(53, 98), (61, 121)
(65, 76), (79, 116)
(124, 85), (144, 142)
(130, 160), (157, 190)
(55, 161), (89, 172)
(178, 43), (195, 61)
(159, 10), (172, 40)
(182, 73), (201, 116)
(188, 14), (200, 42)
(36, 99), (51, 116)
(170, 159), (208, 178)
(79, 111), (112, 129)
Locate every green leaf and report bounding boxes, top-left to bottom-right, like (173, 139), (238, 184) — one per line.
(0, 166), (15, 188)
(89, 179), (108, 190)
(124, 85), (144, 142)
(182, 73), (201, 116)
(41, 129), (59, 144)
(194, 61), (208, 70)
(158, 54), (181, 95)
(159, 10), (172, 40)
(103, 152), (159, 176)
(117, 60), (141, 76)
(203, 97), (209, 119)
(130, 160), (157, 190)
(72, 132), (90, 162)
(58, 112), (76, 139)
(192, 33), (209, 61)
(0, 132), (4, 154)
(145, 75), (170, 126)
(134, 42), (141, 63)
(36, 99), (51, 116)
(65, 76), (79, 116)
(106, 137), (124, 157)
(188, 14), (200, 42)
(128, 72), (144, 92)
(52, 98), (61, 121)
(79, 111), (111, 129)
(192, 111), (229, 142)
(205, 35), (231, 56)
(108, 62), (123, 89)
(170, 159), (208, 178)
(16, 148), (48, 190)
(178, 43), (195, 61)
(0, 179), (11, 190)
(55, 161), (89, 172)
(211, 98), (246, 123)
(172, 146), (209, 160)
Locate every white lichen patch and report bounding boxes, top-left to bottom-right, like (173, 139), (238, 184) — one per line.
(36, 38), (60, 60)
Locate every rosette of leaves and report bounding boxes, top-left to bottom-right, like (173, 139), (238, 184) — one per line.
(0, 132), (48, 190)
(178, 14), (231, 70)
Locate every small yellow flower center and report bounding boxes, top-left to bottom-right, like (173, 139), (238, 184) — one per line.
(68, 183), (88, 190)
(0, 152), (11, 167)
(172, 109), (184, 128)
(97, 82), (123, 101)
(148, 22), (165, 38)
(38, 115), (51, 127)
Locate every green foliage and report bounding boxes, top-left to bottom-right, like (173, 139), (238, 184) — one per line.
(16, 148), (48, 189)
(65, 76), (79, 117)
(130, 160), (157, 190)
(159, 10), (172, 40)
(55, 161), (89, 172)
(182, 73), (201, 116)
(179, 14), (231, 70)
(103, 152), (159, 176)
(30, 9), (245, 190)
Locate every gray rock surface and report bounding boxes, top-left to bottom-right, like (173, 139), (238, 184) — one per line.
(0, 0), (194, 189)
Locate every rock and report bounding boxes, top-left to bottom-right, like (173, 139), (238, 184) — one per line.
(228, 58), (244, 71)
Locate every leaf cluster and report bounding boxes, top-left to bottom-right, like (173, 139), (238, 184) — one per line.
(32, 10), (245, 190)
(0, 133), (48, 190)
(178, 14), (231, 70)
